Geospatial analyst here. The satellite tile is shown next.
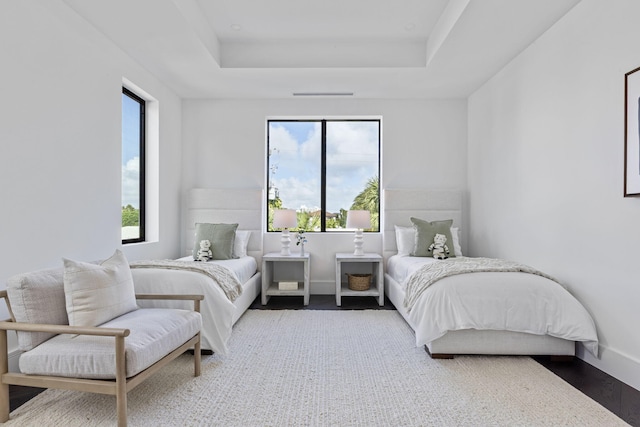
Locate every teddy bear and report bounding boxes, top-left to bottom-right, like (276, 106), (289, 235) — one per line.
(428, 233), (450, 260)
(196, 239), (213, 262)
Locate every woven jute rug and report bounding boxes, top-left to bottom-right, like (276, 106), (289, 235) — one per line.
(6, 310), (628, 426)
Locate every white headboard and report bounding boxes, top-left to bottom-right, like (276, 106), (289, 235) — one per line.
(184, 188), (263, 264)
(383, 189), (463, 261)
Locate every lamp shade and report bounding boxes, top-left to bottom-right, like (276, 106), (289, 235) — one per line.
(346, 210), (371, 230)
(273, 209), (298, 229)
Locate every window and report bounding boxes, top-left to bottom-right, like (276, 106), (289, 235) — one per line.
(267, 119), (380, 232)
(121, 87), (145, 243)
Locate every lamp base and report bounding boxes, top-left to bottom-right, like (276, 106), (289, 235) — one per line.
(353, 229), (364, 256)
(280, 229), (291, 256)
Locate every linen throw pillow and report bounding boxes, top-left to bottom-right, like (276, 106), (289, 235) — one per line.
(63, 249), (138, 327)
(410, 217), (456, 258)
(193, 223), (238, 260)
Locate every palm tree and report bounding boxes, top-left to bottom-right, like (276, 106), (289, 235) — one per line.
(350, 176), (379, 231)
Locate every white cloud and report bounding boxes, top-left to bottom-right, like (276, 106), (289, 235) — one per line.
(269, 125), (299, 155)
(276, 175), (320, 212)
(122, 157), (140, 208)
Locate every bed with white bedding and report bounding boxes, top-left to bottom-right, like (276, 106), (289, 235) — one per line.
(386, 254), (598, 358)
(130, 188), (263, 355)
(383, 189), (599, 358)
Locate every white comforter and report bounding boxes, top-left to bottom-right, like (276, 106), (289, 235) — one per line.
(387, 255), (599, 356)
(131, 256), (257, 355)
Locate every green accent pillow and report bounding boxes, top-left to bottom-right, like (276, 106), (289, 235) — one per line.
(410, 217), (456, 258)
(193, 223), (238, 260)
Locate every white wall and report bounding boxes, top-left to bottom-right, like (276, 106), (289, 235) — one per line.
(0, 2), (183, 304)
(468, 0), (640, 389)
(182, 98), (467, 292)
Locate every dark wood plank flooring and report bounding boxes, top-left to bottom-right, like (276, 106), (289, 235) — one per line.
(9, 295), (640, 426)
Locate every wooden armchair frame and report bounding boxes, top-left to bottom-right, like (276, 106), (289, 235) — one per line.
(0, 291), (203, 427)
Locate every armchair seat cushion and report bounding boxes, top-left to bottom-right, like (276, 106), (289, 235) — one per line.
(19, 308), (202, 379)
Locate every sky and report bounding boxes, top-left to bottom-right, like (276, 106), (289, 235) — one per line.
(122, 93), (141, 208)
(268, 120), (379, 213)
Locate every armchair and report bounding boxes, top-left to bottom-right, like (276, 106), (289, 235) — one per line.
(0, 253), (203, 427)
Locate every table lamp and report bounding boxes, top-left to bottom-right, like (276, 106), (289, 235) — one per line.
(346, 210), (371, 256)
(273, 209), (298, 256)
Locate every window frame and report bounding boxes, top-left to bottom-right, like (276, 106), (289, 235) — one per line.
(266, 118), (381, 233)
(122, 87), (146, 244)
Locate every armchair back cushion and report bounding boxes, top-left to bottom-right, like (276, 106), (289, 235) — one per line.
(6, 267), (68, 351)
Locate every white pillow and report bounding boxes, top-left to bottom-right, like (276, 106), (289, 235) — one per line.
(63, 249), (138, 327)
(394, 225), (415, 256)
(450, 227), (463, 257)
(233, 230), (251, 258)
(395, 225), (463, 256)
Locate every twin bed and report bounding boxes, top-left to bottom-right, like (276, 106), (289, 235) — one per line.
(383, 189), (598, 359)
(131, 188), (263, 355)
(130, 187), (599, 360)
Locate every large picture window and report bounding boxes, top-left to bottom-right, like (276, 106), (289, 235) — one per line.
(267, 119), (380, 232)
(122, 87), (145, 243)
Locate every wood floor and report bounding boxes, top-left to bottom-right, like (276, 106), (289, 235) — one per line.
(9, 295), (640, 426)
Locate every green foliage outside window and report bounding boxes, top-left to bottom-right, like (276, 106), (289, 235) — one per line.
(122, 205), (140, 227)
(269, 176), (379, 232)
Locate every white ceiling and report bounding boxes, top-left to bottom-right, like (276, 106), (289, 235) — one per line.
(62, 0), (581, 99)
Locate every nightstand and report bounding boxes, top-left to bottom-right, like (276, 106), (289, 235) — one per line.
(335, 253), (383, 306)
(262, 252), (310, 306)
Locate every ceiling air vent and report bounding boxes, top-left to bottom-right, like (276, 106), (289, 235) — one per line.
(292, 92), (354, 97)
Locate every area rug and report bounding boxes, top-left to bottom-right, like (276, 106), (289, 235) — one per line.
(6, 310), (627, 426)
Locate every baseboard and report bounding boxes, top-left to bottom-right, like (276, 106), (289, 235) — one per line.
(577, 342), (640, 391)
(309, 280), (336, 295)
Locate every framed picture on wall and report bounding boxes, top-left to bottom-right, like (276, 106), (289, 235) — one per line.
(624, 66), (640, 196)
